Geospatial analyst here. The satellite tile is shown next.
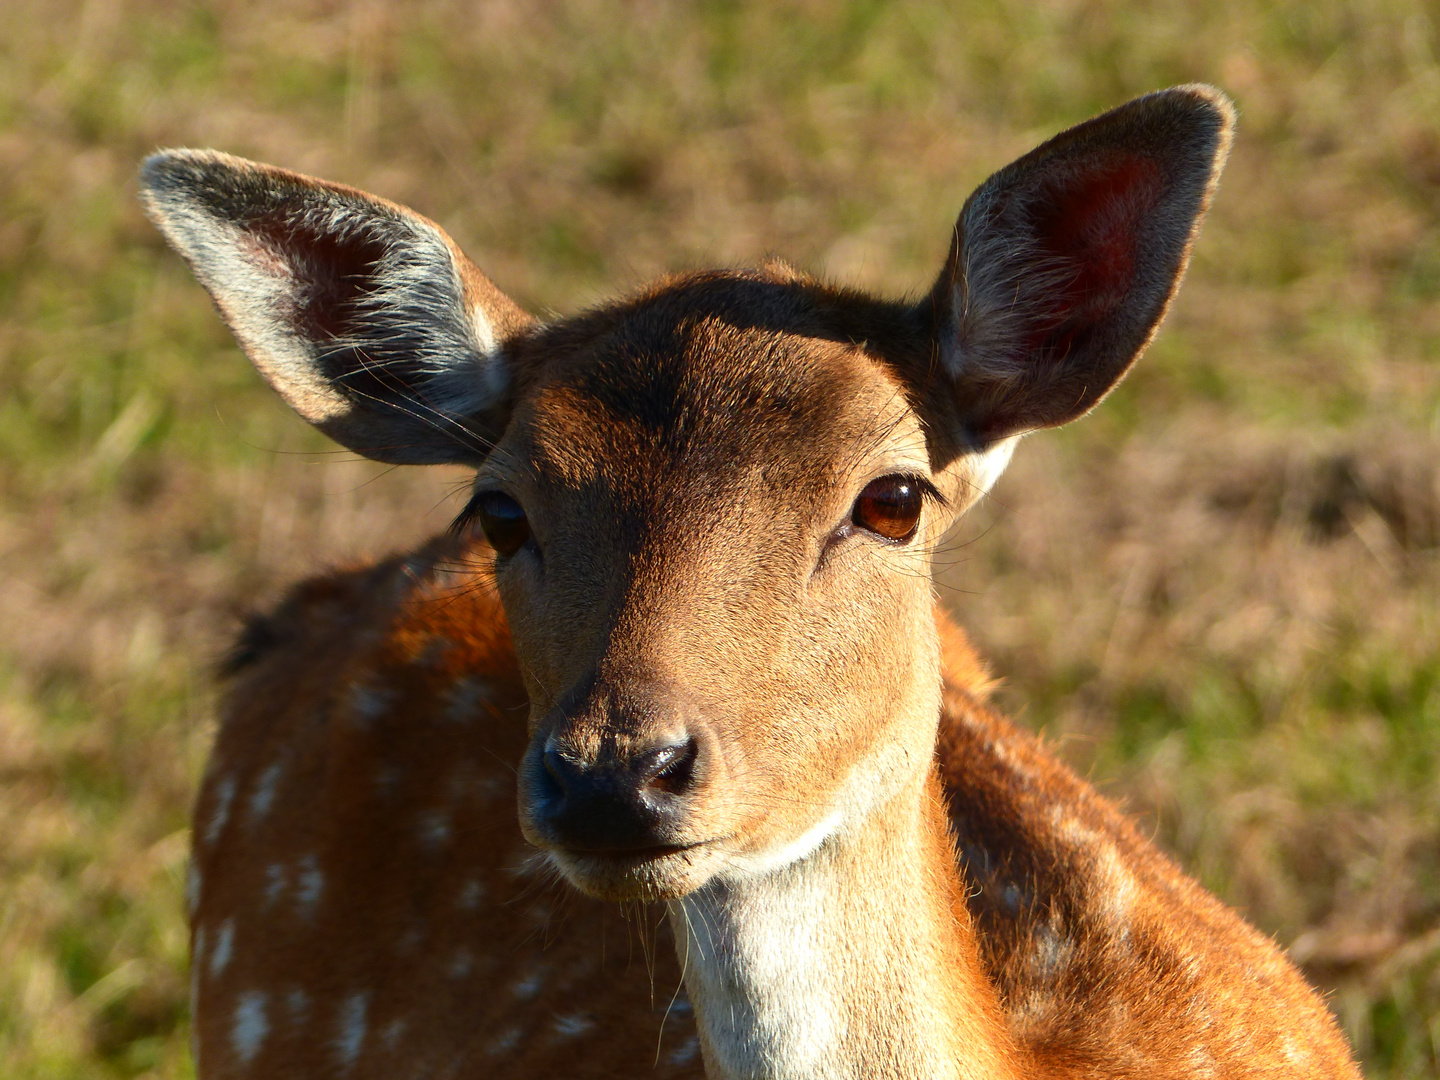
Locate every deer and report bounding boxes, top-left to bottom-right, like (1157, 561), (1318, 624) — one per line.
(141, 85), (1364, 1079)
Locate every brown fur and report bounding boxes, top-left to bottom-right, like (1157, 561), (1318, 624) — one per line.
(191, 542), (1357, 1077)
(150, 86), (1361, 1078)
(936, 651), (1359, 1078)
(193, 539), (702, 1078)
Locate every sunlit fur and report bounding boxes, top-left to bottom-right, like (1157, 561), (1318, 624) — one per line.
(150, 86), (1361, 1080)
(189, 547), (1359, 1079)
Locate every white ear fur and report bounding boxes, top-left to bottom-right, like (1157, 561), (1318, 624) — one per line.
(964, 437), (1018, 501)
(140, 149), (531, 464)
(940, 180), (1085, 388)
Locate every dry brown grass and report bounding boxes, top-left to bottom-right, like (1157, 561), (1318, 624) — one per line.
(1, 1), (1437, 1076)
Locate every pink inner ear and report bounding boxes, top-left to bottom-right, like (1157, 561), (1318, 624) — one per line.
(242, 210), (389, 343)
(237, 231), (293, 280)
(1034, 153), (1164, 329)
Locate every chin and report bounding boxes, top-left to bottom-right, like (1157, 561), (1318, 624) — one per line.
(548, 844), (720, 902)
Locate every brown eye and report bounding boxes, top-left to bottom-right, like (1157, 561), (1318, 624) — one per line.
(852, 475), (924, 542)
(474, 492), (531, 557)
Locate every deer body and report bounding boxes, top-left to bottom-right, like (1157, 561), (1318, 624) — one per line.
(148, 86), (1363, 1079)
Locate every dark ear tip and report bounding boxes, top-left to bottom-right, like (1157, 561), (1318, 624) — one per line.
(138, 148), (251, 202)
(140, 148), (200, 189)
(138, 150), (182, 203)
(1147, 84), (1237, 150)
(1160, 83), (1236, 119)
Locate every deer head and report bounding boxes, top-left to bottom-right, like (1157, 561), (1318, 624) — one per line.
(142, 86), (1232, 907)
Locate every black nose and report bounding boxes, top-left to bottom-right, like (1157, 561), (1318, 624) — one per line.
(533, 734), (702, 852)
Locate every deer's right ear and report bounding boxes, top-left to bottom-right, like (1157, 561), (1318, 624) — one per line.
(140, 150), (533, 465)
(924, 86), (1234, 447)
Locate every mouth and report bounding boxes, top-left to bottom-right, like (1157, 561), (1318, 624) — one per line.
(547, 840), (718, 901)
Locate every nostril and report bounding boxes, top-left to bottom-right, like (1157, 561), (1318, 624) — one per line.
(640, 737), (700, 796)
(541, 749), (573, 796)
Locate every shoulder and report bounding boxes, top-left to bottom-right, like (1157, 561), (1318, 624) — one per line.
(209, 533), (524, 791)
(219, 534), (513, 684)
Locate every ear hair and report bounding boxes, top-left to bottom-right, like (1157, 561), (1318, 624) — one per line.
(929, 85), (1235, 445)
(140, 150), (533, 464)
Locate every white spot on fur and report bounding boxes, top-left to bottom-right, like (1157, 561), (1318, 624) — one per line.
(457, 878), (484, 910)
(1187, 1044), (1219, 1078)
(1092, 842), (1138, 925)
(511, 971), (545, 1000)
(185, 861), (202, 917)
(443, 676), (491, 724)
(296, 854), (324, 917)
(1011, 989), (1058, 1030)
(487, 1027), (522, 1056)
(552, 1013), (595, 1039)
(985, 734), (1037, 786)
(190, 925), (206, 1039)
(418, 810), (451, 849)
(381, 1016), (407, 1050)
(232, 991), (269, 1064)
(334, 991), (370, 1070)
(447, 950), (474, 979)
(204, 776), (236, 846)
(1031, 923), (1073, 980)
(1001, 882), (1024, 914)
(1052, 807), (1104, 849)
(668, 1035), (701, 1066)
(248, 761), (284, 822)
(209, 918), (235, 978)
(287, 987), (311, 1026)
(264, 862), (287, 906)
(349, 683), (396, 725)
(1281, 1036), (1309, 1065)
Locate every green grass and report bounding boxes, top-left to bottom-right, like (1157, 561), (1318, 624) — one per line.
(1, 0), (1437, 1075)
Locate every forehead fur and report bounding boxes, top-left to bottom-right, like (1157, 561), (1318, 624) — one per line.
(505, 267), (933, 494)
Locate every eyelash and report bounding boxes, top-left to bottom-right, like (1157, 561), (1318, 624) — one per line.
(896, 474), (948, 512)
(449, 492), (489, 537)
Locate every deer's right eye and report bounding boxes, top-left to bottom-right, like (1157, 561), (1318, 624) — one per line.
(471, 492), (531, 557)
(851, 475), (925, 543)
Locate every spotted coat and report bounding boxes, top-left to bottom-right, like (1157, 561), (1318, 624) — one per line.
(190, 535), (1357, 1078)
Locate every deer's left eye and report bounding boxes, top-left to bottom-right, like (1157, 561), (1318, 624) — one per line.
(852, 475), (924, 542)
(469, 492), (531, 557)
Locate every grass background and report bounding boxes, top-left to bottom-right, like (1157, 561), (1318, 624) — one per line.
(1, 0), (1438, 1075)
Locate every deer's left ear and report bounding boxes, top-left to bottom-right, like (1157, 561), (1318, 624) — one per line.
(925, 85), (1234, 445)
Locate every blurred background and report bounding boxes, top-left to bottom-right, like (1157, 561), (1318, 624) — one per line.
(1, 0), (1437, 1076)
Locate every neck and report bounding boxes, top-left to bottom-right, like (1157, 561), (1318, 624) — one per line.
(667, 770), (1021, 1080)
